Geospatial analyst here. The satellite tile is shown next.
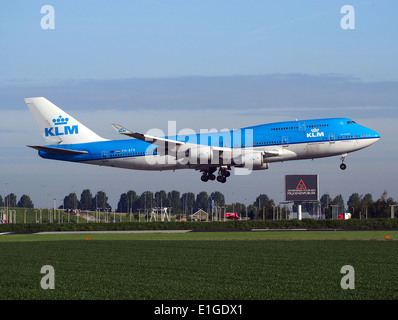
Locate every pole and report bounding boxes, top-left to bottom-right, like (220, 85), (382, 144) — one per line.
(390, 205), (396, 219)
(53, 199), (56, 223)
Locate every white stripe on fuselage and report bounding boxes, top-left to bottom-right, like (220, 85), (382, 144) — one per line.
(82, 138), (379, 171)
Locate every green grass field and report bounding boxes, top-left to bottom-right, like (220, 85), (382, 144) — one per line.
(0, 231), (397, 300)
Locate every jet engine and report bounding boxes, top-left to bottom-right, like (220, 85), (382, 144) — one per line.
(234, 151), (269, 170)
(179, 145), (214, 164)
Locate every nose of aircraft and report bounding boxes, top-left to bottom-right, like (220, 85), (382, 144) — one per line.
(370, 128), (381, 139)
(367, 128), (381, 145)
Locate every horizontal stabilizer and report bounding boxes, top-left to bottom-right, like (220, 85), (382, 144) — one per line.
(27, 145), (88, 155)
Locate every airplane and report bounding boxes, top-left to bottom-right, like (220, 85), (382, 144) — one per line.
(25, 97), (380, 183)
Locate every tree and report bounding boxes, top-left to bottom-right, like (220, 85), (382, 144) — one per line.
(253, 194), (275, 220)
(126, 190), (138, 213)
(117, 190), (138, 213)
(253, 194), (270, 209)
(92, 191), (111, 211)
(361, 193), (374, 218)
(362, 193), (373, 207)
(181, 192), (195, 216)
(5, 193), (17, 207)
(347, 193), (362, 219)
(195, 191), (209, 212)
(332, 194), (345, 213)
(210, 191), (225, 207)
(80, 189), (93, 210)
(320, 193), (332, 218)
(117, 193), (128, 213)
(155, 190), (169, 208)
(134, 191), (154, 214)
(373, 191), (396, 218)
(17, 194), (34, 208)
(247, 204), (257, 220)
(168, 190), (181, 216)
(0, 195), (3, 207)
(63, 193), (79, 210)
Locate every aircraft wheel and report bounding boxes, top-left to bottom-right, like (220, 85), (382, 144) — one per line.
(220, 169), (230, 177)
(201, 174), (209, 182)
(340, 163), (347, 170)
(209, 174), (216, 180)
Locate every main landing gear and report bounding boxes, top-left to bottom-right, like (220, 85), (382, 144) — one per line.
(201, 168), (231, 183)
(340, 153), (348, 170)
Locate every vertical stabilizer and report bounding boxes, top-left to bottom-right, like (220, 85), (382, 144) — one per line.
(25, 97), (107, 145)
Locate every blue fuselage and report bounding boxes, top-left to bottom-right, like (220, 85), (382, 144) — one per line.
(38, 118), (380, 171)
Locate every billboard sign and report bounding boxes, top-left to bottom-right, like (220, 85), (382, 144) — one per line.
(285, 175), (319, 201)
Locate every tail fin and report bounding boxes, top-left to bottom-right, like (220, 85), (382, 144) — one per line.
(25, 97), (107, 145)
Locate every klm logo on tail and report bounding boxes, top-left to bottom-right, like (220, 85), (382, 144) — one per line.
(45, 115), (79, 137)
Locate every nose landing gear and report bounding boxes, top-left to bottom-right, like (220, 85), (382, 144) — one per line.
(340, 153), (348, 170)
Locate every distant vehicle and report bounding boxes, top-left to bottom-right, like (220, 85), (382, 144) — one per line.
(26, 97), (380, 183)
(225, 212), (239, 220)
(338, 213), (352, 220)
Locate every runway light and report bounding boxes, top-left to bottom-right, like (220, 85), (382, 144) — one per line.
(386, 235), (390, 240)
(86, 236), (91, 240)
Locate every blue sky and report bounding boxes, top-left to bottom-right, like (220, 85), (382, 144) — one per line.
(1, 1), (397, 208)
(1, 0), (397, 81)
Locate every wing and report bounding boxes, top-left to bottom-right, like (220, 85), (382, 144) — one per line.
(112, 124), (231, 164)
(111, 124), (285, 169)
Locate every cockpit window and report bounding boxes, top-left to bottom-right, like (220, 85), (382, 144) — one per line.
(347, 121), (356, 124)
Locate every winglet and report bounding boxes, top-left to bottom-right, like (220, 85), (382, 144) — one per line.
(112, 124), (149, 141)
(112, 124), (133, 135)
(112, 124), (185, 148)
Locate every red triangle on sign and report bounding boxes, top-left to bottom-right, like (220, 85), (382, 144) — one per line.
(296, 179), (307, 190)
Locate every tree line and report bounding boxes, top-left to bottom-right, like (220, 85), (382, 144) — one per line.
(320, 191), (396, 219)
(1, 190), (396, 219)
(0, 194), (34, 209)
